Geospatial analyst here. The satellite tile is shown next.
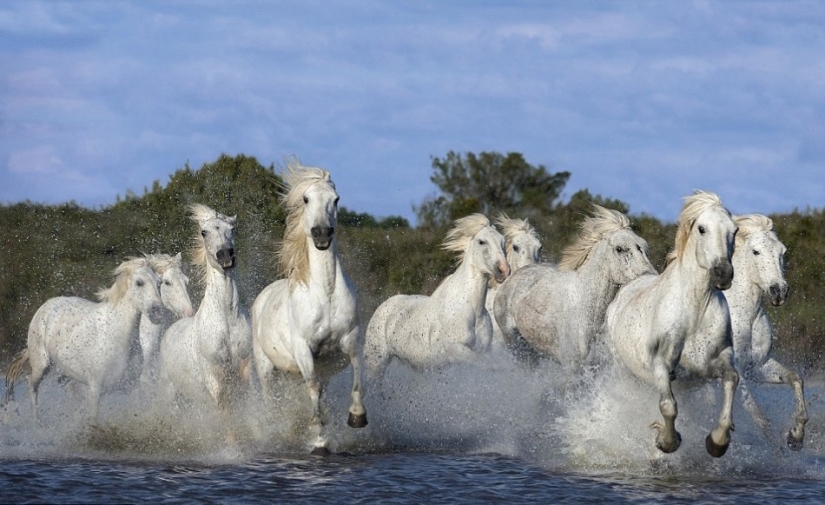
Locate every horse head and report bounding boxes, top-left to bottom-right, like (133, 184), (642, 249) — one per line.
(603, 227), (657, 284)
(560, 205), (656, 284)
(471, 222), (511, 284)
(496, 214), (542, 273)
(682, 193), (737, 290)
(190, 204), (237, 273)
(132, 264), (165, 325)
(301, 176), (339, 251)
(734, 214), (789, 306)
(161, 253), (195, 317)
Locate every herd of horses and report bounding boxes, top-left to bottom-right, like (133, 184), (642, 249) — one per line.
(2, 162), (809, 457)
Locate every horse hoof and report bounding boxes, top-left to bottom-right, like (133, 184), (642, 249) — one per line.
(786, 431), (804, 451)
(310, 446), (331, 456)
(347, 412), (368, 429)
(705, 433), (729, 458)
(655, 431), (682, 454)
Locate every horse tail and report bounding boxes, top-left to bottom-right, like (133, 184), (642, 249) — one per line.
(5, 348), (30, 404)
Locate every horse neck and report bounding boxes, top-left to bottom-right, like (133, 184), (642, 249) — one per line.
(199, 264), (242, 320)
(728, 253), (763, 318)
(576, 256), (621, 314)
(305, 237), (342, 295)
(432, 259), (489, 314)
(104, 296), (142, 342)
(663, 253), (714, 308)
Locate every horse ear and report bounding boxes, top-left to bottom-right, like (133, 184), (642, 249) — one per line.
(175, 252), (182, 260)
(230, 215), (238, 226)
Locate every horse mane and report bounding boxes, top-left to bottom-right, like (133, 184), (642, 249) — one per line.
(734, 214), (774, 248)
(559, 205), (631, 271)
(278, 158), (335, 288)
(144, 253), (182, 275)
(442, 213), (492, 261)
(187, 203), (234, 286)
(666, 190), (727, 264)
(96, 257), (150, 304)
(495, 213), (539, 253)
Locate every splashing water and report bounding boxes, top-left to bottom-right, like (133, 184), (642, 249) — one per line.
(1, 341), (824, 484)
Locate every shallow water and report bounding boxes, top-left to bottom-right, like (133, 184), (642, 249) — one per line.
(2, 357), (824, 503)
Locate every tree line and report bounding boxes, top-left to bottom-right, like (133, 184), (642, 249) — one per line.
(1, 153), (822, 371)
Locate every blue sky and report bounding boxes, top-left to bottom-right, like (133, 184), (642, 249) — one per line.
(1, 1), (823, 224)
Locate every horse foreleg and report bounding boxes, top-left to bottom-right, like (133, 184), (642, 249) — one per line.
(706, 348), (738, 458)
(650, 359), (681, 453)
(343, 329), (368, 429)
(758, 357), (808, 450)
(293, 342), (327, 453)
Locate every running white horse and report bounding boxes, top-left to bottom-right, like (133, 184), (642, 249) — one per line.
(5, 257), (164, 420)
(726, 213), (807, 450)
(251, 163), (367, 454)
(158, 204), (251, 425)
(485, 214), (542, 353)
(364, 213), (510, 380)
(493, 205), (655, 370)
(134, 253), (194, 388)
(606, 191), (739, 457)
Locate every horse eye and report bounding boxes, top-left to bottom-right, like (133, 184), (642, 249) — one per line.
(303, 196), (309, 204)
(201, 230), (207, 237)
(615, 246), (627, 253)
(752, 250), (760, 256)
(164, 280), (172, 286)
(136, 279), (144, 287)
(513, 245), (520, 253)
(478, 239), (486, 245)
(698, 225), (706, 234)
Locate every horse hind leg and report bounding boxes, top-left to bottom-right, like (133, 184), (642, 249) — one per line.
(760, 358), (808, 451)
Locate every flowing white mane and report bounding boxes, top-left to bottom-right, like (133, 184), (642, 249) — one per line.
(734, 214), (775, 248)
(666, 190), (728, 264)
(559, 205), (630, 271)
(145, 253), (183, 275)
(495, 214), (539, 254)
(278, 159), (335, 288)
(188, 203), (234, 285)
(96, 257), (151, 304)
(442, 213), (492, 260)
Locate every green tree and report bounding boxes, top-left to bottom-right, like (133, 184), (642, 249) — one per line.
(414, 151), (571, 227)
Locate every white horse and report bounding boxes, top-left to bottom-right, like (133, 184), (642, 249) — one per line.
(5, 257), (164, 420)
(485, 215), (542, 353)
(251, 163), (367, 454)
(493, 205), (656, 370)
(364, 213), (510, 380)
(606, 191), (739, 457)
(158, 204), (251, 425)
(726, 214), (807, 450)
(135, 253), (194, 388)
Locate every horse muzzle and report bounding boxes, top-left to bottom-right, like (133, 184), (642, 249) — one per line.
(768, 282), (789, 306)
(148, 303), (165, 325)
(710, 259), (734, 290)
(311, 226), (334, 251)
(216, 248), (236, 270)
(494, 260), (511, 284)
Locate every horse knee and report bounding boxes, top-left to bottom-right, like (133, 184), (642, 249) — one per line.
(659, 398), (677, 419)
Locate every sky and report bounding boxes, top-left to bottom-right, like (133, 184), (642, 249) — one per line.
(1, 1), (823, 225)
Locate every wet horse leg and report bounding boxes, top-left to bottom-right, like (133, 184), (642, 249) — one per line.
(294, 341), (328, 453)
(650, 358), (681, 453)
(343, 328), (367, 428)
(759, 357), (808, 450)
(706, 348), (739, 458)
